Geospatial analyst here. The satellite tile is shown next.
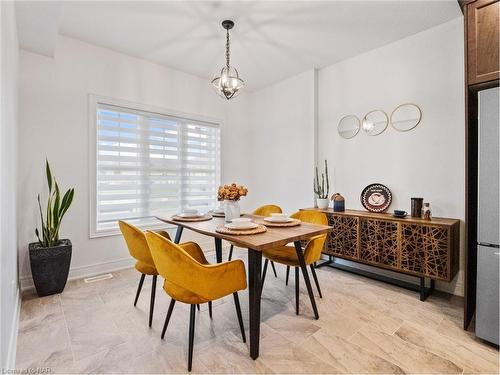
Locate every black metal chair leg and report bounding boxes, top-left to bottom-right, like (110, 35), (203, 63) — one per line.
(196, 304), (200, 311)
(233, 292), (246, 343)
(294, 241), (319, 319)
(134, 274), (145, 306)
(188, 304), (196, 372)
(295, 267), (299, 315)
(261, 258), (269, 292)
(208, 301), (212, 319)
(310, 264), (323, 298)
(286, 266), (290, 286)
(270, 261), (278, 278)
(161, 298), (176, 339)
(228, 244), (234, 261)
(149, 275), (157, 327)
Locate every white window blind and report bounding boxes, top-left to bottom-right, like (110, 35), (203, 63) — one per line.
(94, 102), (220, 234)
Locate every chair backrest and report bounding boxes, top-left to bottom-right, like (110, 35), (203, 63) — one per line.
(253, 204), (282, 216)
(290, 211), (328, 264)
(145, 231), (203, 291)
(118, 221), (155, 267)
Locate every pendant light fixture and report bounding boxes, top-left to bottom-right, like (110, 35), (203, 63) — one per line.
(211, 20), (244, 100)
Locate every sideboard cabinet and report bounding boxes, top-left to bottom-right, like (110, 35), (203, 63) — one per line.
(302, 208), (460, 300)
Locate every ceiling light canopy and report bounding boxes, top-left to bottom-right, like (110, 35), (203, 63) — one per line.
(211, 20), (244, 100)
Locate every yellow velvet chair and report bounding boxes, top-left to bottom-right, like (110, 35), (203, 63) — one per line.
(145, 231), (247, 372)
(228, 204), (282, 277)
(261, 210), (328, 317)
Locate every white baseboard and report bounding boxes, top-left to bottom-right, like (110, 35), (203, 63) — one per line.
(6, 286), (21, 369)
(20, 257), (135, 292)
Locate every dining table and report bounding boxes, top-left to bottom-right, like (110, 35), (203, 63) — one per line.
(156, 213), (331, 360)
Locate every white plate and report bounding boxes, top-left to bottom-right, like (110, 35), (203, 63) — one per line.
(264, 216), (293, 223)
(213, 208), (225, 214)
(178, 213), (202, 218)
(225, 222), (258, 230)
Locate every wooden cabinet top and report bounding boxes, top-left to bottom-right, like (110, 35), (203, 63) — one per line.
(300, 208), (460, 227)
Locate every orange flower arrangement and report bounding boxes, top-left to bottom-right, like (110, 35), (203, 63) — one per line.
(217, 183), (248, 201)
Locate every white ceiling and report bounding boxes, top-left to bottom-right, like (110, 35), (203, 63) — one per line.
(18, 1), (462, 91)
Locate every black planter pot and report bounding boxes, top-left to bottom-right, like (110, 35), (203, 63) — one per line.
(29, 239), (72, 297)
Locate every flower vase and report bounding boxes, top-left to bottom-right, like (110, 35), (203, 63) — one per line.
(224, 200), (241, 222)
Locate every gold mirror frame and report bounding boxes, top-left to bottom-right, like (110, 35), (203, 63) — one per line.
(338, 115), (361, 139)
(390, 103), (422, 132)
(362, 110), (388, 136)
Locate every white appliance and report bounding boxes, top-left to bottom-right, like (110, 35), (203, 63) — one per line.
(476, 87), (499, 345)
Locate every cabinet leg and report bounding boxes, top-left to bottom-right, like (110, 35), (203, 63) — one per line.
(419, 277), (435, 301)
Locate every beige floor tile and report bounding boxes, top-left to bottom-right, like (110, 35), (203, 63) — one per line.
(395, 320), (499, 374)
(303, 328), (404, 373)
(350, 324), (463, 373)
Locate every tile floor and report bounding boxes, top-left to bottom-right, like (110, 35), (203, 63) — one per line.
(15, 250), (499, 374)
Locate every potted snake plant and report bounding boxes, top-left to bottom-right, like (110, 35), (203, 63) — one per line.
(314, 159), (330, 209)
(29, 160), (74, 297)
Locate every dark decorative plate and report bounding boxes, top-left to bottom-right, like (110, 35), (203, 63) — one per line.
(361, 183), (392, 212)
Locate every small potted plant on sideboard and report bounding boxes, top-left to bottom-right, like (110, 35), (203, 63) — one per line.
(29, 160), (75, 297)
(314, 160), (330, 209)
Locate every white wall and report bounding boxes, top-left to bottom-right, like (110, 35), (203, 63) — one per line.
(1, 1), (20, 368)
(246, 69), (317, 214)
(317, 18), (465, 295)
(18, 35), (250, 288)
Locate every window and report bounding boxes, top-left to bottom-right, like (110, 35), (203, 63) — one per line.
(90, 97), (221, 236)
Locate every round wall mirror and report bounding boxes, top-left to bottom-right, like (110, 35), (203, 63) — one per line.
(338, 115), (360, 139)
(362, 110), (388, 136)
(390, 103), (422, 132)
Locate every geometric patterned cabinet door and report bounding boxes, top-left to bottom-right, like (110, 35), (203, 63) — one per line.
(360, 219), (399, 269)
(326, 215), (358, 260)
(400, 224), (451, 280)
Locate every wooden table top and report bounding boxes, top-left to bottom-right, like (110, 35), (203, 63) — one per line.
(156, 214), (332, 251)
(300, 207), (460, 226)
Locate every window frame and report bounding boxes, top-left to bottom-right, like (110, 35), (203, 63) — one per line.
(88, 94), (223, 238)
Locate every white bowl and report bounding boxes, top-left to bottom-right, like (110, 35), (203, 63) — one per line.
(225, 222), (258, 230)
(264, 216), (293, 223)
(271, 213), (286, 218)
(231, 218), (252, 224)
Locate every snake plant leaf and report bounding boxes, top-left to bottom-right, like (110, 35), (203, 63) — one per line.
(37, 194), (45, 229)
(53, 182), (61, 235)
(46, 159), (52, 193)
(60, 188), (74, 218)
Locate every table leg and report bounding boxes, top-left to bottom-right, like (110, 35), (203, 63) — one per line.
(174, 226), (183, 244)
(293, 241), (319, 319)
(214, 238), (222, 263)
(247, 248), (262, 360)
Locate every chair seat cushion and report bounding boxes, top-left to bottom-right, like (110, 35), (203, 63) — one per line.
(163, 280), (210, 304)
(135, 261), (158, 275)
(262, 245), (301, 267)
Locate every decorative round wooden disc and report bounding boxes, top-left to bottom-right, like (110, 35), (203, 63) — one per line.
(256, 219), (301, 227)
(361, 183), (392, 212)
(216, 224), (267, 235)
(171, 214), (213, 222)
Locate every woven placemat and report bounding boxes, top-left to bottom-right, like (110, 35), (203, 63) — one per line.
(257, 218), (301, 227)
(216, 224), (267, 235)
(171, 214), (213, 222)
